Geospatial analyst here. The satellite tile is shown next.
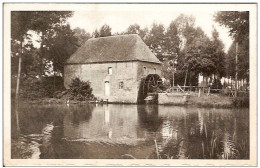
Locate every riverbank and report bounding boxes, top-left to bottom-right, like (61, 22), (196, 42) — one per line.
(17, 93), (248, 108)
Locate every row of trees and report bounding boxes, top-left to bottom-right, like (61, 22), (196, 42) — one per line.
(215, 11), (249, 84)
(11, 11), (249, 101)
(122, 15), (227, 86)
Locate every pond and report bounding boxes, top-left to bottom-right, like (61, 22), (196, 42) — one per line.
(11, 103), (249, 159)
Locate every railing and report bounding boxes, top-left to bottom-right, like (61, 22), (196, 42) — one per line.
(168, 85), (248, 97)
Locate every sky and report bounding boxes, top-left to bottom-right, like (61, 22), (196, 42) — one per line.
(28, 4), (233, 52)
(67, 5), (233, 52)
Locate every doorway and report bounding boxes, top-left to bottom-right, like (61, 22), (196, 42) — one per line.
(105, 81), (110, 96)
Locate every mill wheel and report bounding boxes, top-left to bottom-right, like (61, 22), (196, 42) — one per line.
(138, 74), (162, 104)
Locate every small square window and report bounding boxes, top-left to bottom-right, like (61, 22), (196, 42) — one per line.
(108, 67), (112, 75)
(119, 81), (124, 89)
(143, 67), (147, 74)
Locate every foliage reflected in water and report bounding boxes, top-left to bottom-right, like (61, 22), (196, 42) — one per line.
(11, 103), (249, 159)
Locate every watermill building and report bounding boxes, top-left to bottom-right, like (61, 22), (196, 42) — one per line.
(64, 34), (162, 103)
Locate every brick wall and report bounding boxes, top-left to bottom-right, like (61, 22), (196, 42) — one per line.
(64, 61), (138, 103)
(64, 61), (162, 103)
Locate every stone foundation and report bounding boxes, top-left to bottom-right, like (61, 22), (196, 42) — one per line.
(158, 92), (189, 105)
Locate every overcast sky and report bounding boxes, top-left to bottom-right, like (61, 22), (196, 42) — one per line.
(28, 4), (233, 52)
(67, 5), (233, 52)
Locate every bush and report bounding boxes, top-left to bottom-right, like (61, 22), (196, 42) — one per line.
(68, 78), (95, 101)
(16, 75), (65, 99)
(232, 96), (249, 108)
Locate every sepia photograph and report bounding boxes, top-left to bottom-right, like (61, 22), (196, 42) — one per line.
(3, 3), (257, 166)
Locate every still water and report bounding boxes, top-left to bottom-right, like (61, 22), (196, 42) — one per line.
(11, 103), (249, 159)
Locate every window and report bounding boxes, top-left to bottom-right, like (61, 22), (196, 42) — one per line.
(143, 67), (147, 74)
(119, 81), (124, 89)
(154, 68), (156, 74)
(108, 67), (112, 75)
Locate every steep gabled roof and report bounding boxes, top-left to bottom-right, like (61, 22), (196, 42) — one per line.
(66, 34), (161, 64)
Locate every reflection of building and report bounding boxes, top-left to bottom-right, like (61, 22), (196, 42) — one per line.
(63, 104), (140, 145)
(103, 105), (112, 139)
(64, 34), (162, 103)
(137, 105), (162, 134)
(104, 105), (110, 124)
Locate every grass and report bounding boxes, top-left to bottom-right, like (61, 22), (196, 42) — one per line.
(232, 96), (249, 108)
(187, 93), (233, 108)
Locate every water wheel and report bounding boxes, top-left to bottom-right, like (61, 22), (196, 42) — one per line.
(138, 74), (162, 104)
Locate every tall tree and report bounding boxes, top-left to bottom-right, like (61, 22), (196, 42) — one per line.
(11, 11), (74, 98)
(11, 11), (35, 131)
(226, 39), (249, 81)
(44, 24), (79, 76)
(11, 12), (33, 106)
(124, 24), (148, 40)
(162, 21), (181, 86)
(145, 22), (166, 61)
(92, 29), (100, 38)
(73, 27), (91, 46)
(92, 24), (112, 38)
(209, 27), (226, 78)
(99, 24), (112, 37)
(226, 42), (236, 78)
(20, 12), (73, 76)
(165, 21), (181, 56)
(215, 11), (249, 94)
(181, 26), (226, 86)
(173, 14), (196, 50)
(214, 11), (249, 41)
(169, 14), (198, 86)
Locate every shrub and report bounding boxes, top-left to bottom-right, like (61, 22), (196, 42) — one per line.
(68, 78), (95, 101)
(232, 96), (249, 108)
(16, 75), (65, 99)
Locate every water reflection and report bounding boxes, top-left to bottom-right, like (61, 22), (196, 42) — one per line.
(11, 103), (249, 159)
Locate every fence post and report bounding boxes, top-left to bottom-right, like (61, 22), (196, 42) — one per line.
(207, 87), (210, 96)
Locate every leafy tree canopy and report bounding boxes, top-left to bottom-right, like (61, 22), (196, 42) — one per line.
(214, 11), (249, 41)
(124, 24), (149, 40)
(73, 27), (91, 46)
(92, 24), (112, 38)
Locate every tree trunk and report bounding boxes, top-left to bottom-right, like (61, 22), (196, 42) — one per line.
(172, 71), (175, 87)
(39, 32), (45, 79)
(235, 42), (238, 97)
(184, 70), (188, 87)
(188, 72), (191, 86)
(15, 38), (23, 131)
(242, 78), (244, 90)
(53, 62), (56, 97)
(15, 42), (22, 103)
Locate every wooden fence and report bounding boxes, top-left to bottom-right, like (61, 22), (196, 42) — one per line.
(168, 85), (248, 97)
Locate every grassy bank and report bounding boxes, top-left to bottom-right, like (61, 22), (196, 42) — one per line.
(186, 92), (249, 108)
(17, 92), (248, 109)
(20, 98), (90, 105)
(187, 94), (233, 108)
